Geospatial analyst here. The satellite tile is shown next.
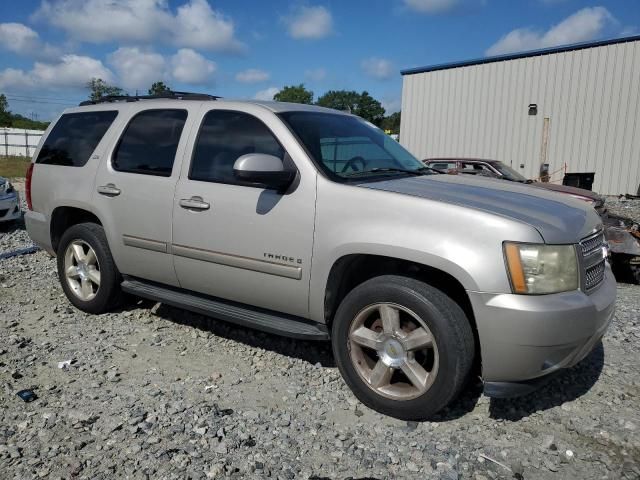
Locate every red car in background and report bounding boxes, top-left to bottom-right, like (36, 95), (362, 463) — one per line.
(423, 158), (605, 212)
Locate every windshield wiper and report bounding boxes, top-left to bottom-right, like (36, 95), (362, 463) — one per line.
(344, 167), (427, 177)
(417, 166), (444, 174)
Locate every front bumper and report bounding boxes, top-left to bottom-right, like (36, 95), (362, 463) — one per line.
(469, 264), (616, 395)
(0, 192), (21, 222)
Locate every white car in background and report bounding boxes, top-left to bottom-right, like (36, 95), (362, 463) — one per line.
(0, 176), (21, 223)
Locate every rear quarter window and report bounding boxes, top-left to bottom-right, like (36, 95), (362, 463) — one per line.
(36, 111), (118, 167)
(112, 109), (188, 177)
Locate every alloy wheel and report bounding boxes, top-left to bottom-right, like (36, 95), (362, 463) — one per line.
(348, 302), (439, 400)
(63, 240), (101, 301)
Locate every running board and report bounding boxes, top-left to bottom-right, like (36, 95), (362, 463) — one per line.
(121, 278), (329, 341)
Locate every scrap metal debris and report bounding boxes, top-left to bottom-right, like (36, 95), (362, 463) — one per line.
(16, 389), (37, 402)
(0, 245), (40, 261)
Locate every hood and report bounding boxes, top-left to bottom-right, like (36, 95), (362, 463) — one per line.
(360, 174), (602, 244)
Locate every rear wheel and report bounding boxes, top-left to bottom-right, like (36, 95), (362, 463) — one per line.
(57, 223), (123, 314)
(332, 275), (475, 420)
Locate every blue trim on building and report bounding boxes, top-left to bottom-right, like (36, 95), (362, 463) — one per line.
(401, 35), (640, 76)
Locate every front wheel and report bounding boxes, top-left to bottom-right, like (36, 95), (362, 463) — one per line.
(57, 223), (123, 314)
(332, 275), (475, 420)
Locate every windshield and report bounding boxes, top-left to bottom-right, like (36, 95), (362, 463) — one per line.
(279, 111), (426, 180)
(491, 161), (528, 182)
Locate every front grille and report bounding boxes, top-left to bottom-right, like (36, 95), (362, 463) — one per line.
(579, 230), (606, 291)
(585, 260), (606, 290)
(0, 208), (8, 217)
(580, 231), (605, 257)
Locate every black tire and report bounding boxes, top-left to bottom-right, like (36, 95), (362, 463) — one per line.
(332, 275), (475, 420)
(57, 223), (123, 314)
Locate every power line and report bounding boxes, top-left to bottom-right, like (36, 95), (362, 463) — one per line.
(5, 97), (76, 106)
(2, 91), (82, 103)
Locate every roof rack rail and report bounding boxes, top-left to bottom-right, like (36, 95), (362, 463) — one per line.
(79, 91), (221, 106)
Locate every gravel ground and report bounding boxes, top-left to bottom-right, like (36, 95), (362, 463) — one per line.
(1, 194), (639, 480)
(605, 197), (640, 225)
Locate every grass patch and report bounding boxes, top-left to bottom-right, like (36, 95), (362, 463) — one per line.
(0, 156), (31, 178)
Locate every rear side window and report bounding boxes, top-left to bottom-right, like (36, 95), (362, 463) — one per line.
(113, 109), (187, 177)
(36, 111), (118, 167)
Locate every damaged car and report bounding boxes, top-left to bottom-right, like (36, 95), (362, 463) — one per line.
(0, 176), (21, 224)
(424, 158), (640, 284)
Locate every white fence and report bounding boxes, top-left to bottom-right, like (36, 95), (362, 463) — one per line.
(1, 127), (44, 158)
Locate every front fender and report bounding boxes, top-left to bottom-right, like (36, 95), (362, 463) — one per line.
(308, 178), (543, 323)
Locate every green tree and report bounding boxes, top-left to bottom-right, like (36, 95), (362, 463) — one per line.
(315, 90), (386, 126)
(316, 90), (360, 112)
(86, 78), (125, 101)
(148, 81), (171, 96)
(381, 111), (401, 134)
(354, 91), (385, 126)
(0, 93), (10, 127)
(273, 84), (313, 104)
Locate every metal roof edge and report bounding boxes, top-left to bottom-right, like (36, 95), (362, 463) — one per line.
(400, 34), (640, 76)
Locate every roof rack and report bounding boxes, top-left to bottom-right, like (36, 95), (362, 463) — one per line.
(79, 91), (221, 106)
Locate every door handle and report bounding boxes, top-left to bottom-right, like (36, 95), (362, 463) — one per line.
(97, 183), (121, 196)
(179, 196), (210, 211)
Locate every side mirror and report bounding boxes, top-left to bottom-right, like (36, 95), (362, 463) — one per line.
(233, 153), (296, 191)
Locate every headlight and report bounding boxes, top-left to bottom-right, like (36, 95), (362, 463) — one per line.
(504, 242), (579, 294)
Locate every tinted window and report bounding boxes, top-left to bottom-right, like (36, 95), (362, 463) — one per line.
(190, 110), (285, 184)
(113, 109), (187, 176)
(36, 111), (118, 167)
(428, 162), (457, 171)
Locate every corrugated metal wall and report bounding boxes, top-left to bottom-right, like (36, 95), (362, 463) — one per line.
(400, 40), (640, 195)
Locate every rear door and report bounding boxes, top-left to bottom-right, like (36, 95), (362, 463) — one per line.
(171, 105), (316, 317)
(93, 106), (194, 286)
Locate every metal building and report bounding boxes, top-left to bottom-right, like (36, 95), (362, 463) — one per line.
(400, 35), (640, 195)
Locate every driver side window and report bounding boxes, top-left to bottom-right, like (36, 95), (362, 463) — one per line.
(190, 110), (285, 185)
(320, 136), (392, 173)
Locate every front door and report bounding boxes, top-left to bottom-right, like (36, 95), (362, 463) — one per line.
(172, 107), (316, 317)
(93, 107), (192, 286)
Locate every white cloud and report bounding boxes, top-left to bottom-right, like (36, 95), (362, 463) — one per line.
(0, 69), (37, 90)
(0, 54), (114, 90)
(171, 48), (216, 84)
(34, 0), (243, 53)
(284, 6), (333, 40)
(172, 0), (243, 52)
(304, 67), (326, 82)
(254, 87), (280, 101)
(486, 7), (616, 56)
(108, 47), (166, 89)
(404, 0), (458, 14)
(361, 57), (395, 80)
(235, 68), (269, 83)
(0, 22), (60, 59)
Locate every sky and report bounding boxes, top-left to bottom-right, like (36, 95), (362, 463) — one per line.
(0, 0), (638, 121)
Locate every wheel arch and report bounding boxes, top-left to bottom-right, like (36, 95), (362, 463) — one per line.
(50, 206), (103, 254)
(323, 253), (481, 368)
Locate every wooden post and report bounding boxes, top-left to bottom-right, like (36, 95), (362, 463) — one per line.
(3, 129), (7, 158)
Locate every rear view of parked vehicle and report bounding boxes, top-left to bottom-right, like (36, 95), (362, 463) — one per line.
(26, 93), (616, 420)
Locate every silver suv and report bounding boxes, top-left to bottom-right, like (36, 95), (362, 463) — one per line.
(25, 94), (616, 420)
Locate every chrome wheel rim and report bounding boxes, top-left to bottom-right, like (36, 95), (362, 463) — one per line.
(348, 303), (439, 401)
(64, 240), (101, 301)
